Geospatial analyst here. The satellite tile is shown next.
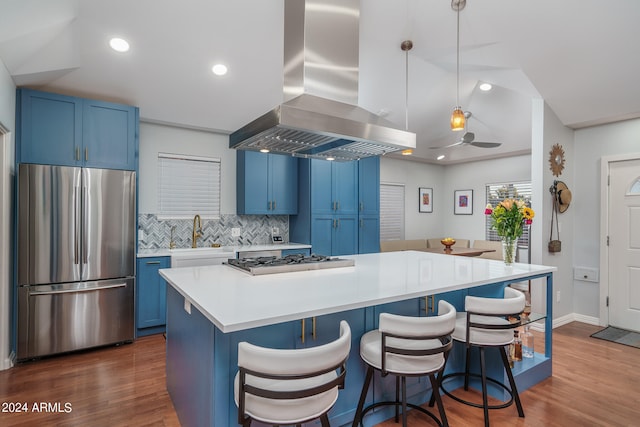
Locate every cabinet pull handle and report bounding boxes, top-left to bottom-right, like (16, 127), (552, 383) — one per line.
(425, 295), (435, 314)
(336, 201), (340, 211)
(300, 318), (305, 344)
(273, 200), (276, 210)
(146, 261), (161, 265)
(336, 219), (340, 228)
(268, 201), (272, 210)
(312, 316), (317, 340)
(75, 147), (80, 161)
(85, 147), (88, 161)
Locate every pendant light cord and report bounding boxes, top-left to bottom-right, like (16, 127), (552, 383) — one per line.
(456, 5), (460, 108)
(405, 46), (409, 130)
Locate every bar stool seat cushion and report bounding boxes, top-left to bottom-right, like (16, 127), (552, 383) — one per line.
(233, 371), (339, 424)
(360, 330), (446, 375)
(452, 313), (514, 346)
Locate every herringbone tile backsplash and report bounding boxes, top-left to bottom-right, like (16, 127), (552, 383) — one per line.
(138, 214), (289, 249)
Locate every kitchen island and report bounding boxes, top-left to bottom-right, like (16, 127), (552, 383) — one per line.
(160, 251), (555, 427)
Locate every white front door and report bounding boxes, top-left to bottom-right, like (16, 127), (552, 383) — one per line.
(608, 158), (640, 332)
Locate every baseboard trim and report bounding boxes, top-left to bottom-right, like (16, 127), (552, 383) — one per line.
(528, 313), (601, 334)
(1, 350), (15, 371)
(572, 313), (600, 326)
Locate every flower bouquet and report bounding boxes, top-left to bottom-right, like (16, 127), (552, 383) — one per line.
(485, 199), (534, 265)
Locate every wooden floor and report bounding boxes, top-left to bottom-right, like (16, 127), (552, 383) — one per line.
(0, 322), (638, 426)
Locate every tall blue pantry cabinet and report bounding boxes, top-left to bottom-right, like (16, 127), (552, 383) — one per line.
(15, 88), (149, 340)
(290, 156), (380, 256)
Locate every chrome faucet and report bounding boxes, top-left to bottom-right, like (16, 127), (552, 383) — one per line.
(192, 214), (202, 248)
(169, 225), (176, 249)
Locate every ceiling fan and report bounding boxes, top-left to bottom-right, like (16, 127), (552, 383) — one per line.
(430, 111), (502, 150)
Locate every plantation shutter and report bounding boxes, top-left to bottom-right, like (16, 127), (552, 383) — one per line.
(380, 183), (405, 241)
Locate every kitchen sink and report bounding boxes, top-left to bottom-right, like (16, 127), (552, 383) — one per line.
(170, 247), (235, 268)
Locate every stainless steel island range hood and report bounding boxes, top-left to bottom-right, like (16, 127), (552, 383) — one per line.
(229, 0), (415, 161)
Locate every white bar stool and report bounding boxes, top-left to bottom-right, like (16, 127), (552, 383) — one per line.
(352, 300), (456, 427)
(436, 287), (525, 427)
(234, 320), (351, 427)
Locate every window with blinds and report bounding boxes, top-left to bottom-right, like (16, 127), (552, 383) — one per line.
(380, 183), (405, 241)
(157, 153), (221, 218)
(485, 181), (532, 245)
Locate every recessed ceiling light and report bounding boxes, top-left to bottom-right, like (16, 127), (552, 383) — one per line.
(212, 64), (228, 76)
(109, 37), (130, 53)
(479, 82), (492, 91)
(437, 155), (445, 160)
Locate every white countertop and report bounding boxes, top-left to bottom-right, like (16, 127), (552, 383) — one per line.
(137, 242), (312, 258)
(159, 251), (556, 333)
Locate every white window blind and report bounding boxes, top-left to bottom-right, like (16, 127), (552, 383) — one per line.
(157, 153), (221, 218)
(380, 183), (405, 241)
(485, 181), (532, 246)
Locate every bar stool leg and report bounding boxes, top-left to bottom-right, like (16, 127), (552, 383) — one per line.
(401, 376), (408, 427)
(499, 346), (525, 417)
(479, 347), (490, 427)
(320, 414), (330, 427)
(395, 376), (400, 423)
(352, 366), (374, 427)
(429, 374), (449, 427)
(464, 345), (472, 390)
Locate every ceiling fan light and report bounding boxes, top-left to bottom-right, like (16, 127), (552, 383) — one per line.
(450, 107), (465, 131)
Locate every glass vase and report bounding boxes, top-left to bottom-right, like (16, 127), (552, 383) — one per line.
(502, 236), (516, 266)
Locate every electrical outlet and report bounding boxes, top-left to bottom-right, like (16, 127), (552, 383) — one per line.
(231, 228), (241, 237)
(556, 291), (561, 302)
(272, 227), (279, 235)
(138, 230), (145, 240)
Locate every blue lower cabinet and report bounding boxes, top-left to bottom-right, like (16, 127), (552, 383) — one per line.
(311, 214), (358, 256)
(136, 257), (170, 336)
(358, 216), (380, 254)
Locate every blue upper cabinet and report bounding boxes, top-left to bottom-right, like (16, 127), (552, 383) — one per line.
(17, 88), (138, 170)
(17, 90), (82, 167)
(236, 151), (298, 215)
(358, 156), (380, 216)
(82, 98), (138, 170)
(310, 159), (357, 215)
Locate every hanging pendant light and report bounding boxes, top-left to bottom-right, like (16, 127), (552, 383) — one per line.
(401, 39), (413, 155)
(450, 0), (466, 131)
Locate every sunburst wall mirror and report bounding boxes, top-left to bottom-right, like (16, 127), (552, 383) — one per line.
(549, 144), (565, 177)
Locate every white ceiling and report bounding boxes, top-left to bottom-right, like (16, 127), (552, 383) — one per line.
(2, 0), (639, 164)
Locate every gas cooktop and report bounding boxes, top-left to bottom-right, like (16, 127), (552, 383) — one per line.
(225, 253), (355, 275)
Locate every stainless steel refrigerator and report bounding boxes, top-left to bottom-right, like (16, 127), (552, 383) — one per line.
(17, 164), (136, 360)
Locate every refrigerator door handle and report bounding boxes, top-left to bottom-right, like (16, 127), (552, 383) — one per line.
(74, 185), (80, 265)
(82, 184), (88, 265)
(29, 282), (127, 296)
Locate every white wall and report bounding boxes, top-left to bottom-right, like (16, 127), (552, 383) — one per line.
(573, 118), (640, 318)
(138, 122), (236, 215)
(380, 157), (445, 239)
(538, 102), (575, 321)
(443, 155), (531, 241)
(0, 59), (16, 370)
(381, 155), (532, 241)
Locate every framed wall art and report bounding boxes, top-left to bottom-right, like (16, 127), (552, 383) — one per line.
(454, 189), (473, 215)
(419, 187), (433, 213)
